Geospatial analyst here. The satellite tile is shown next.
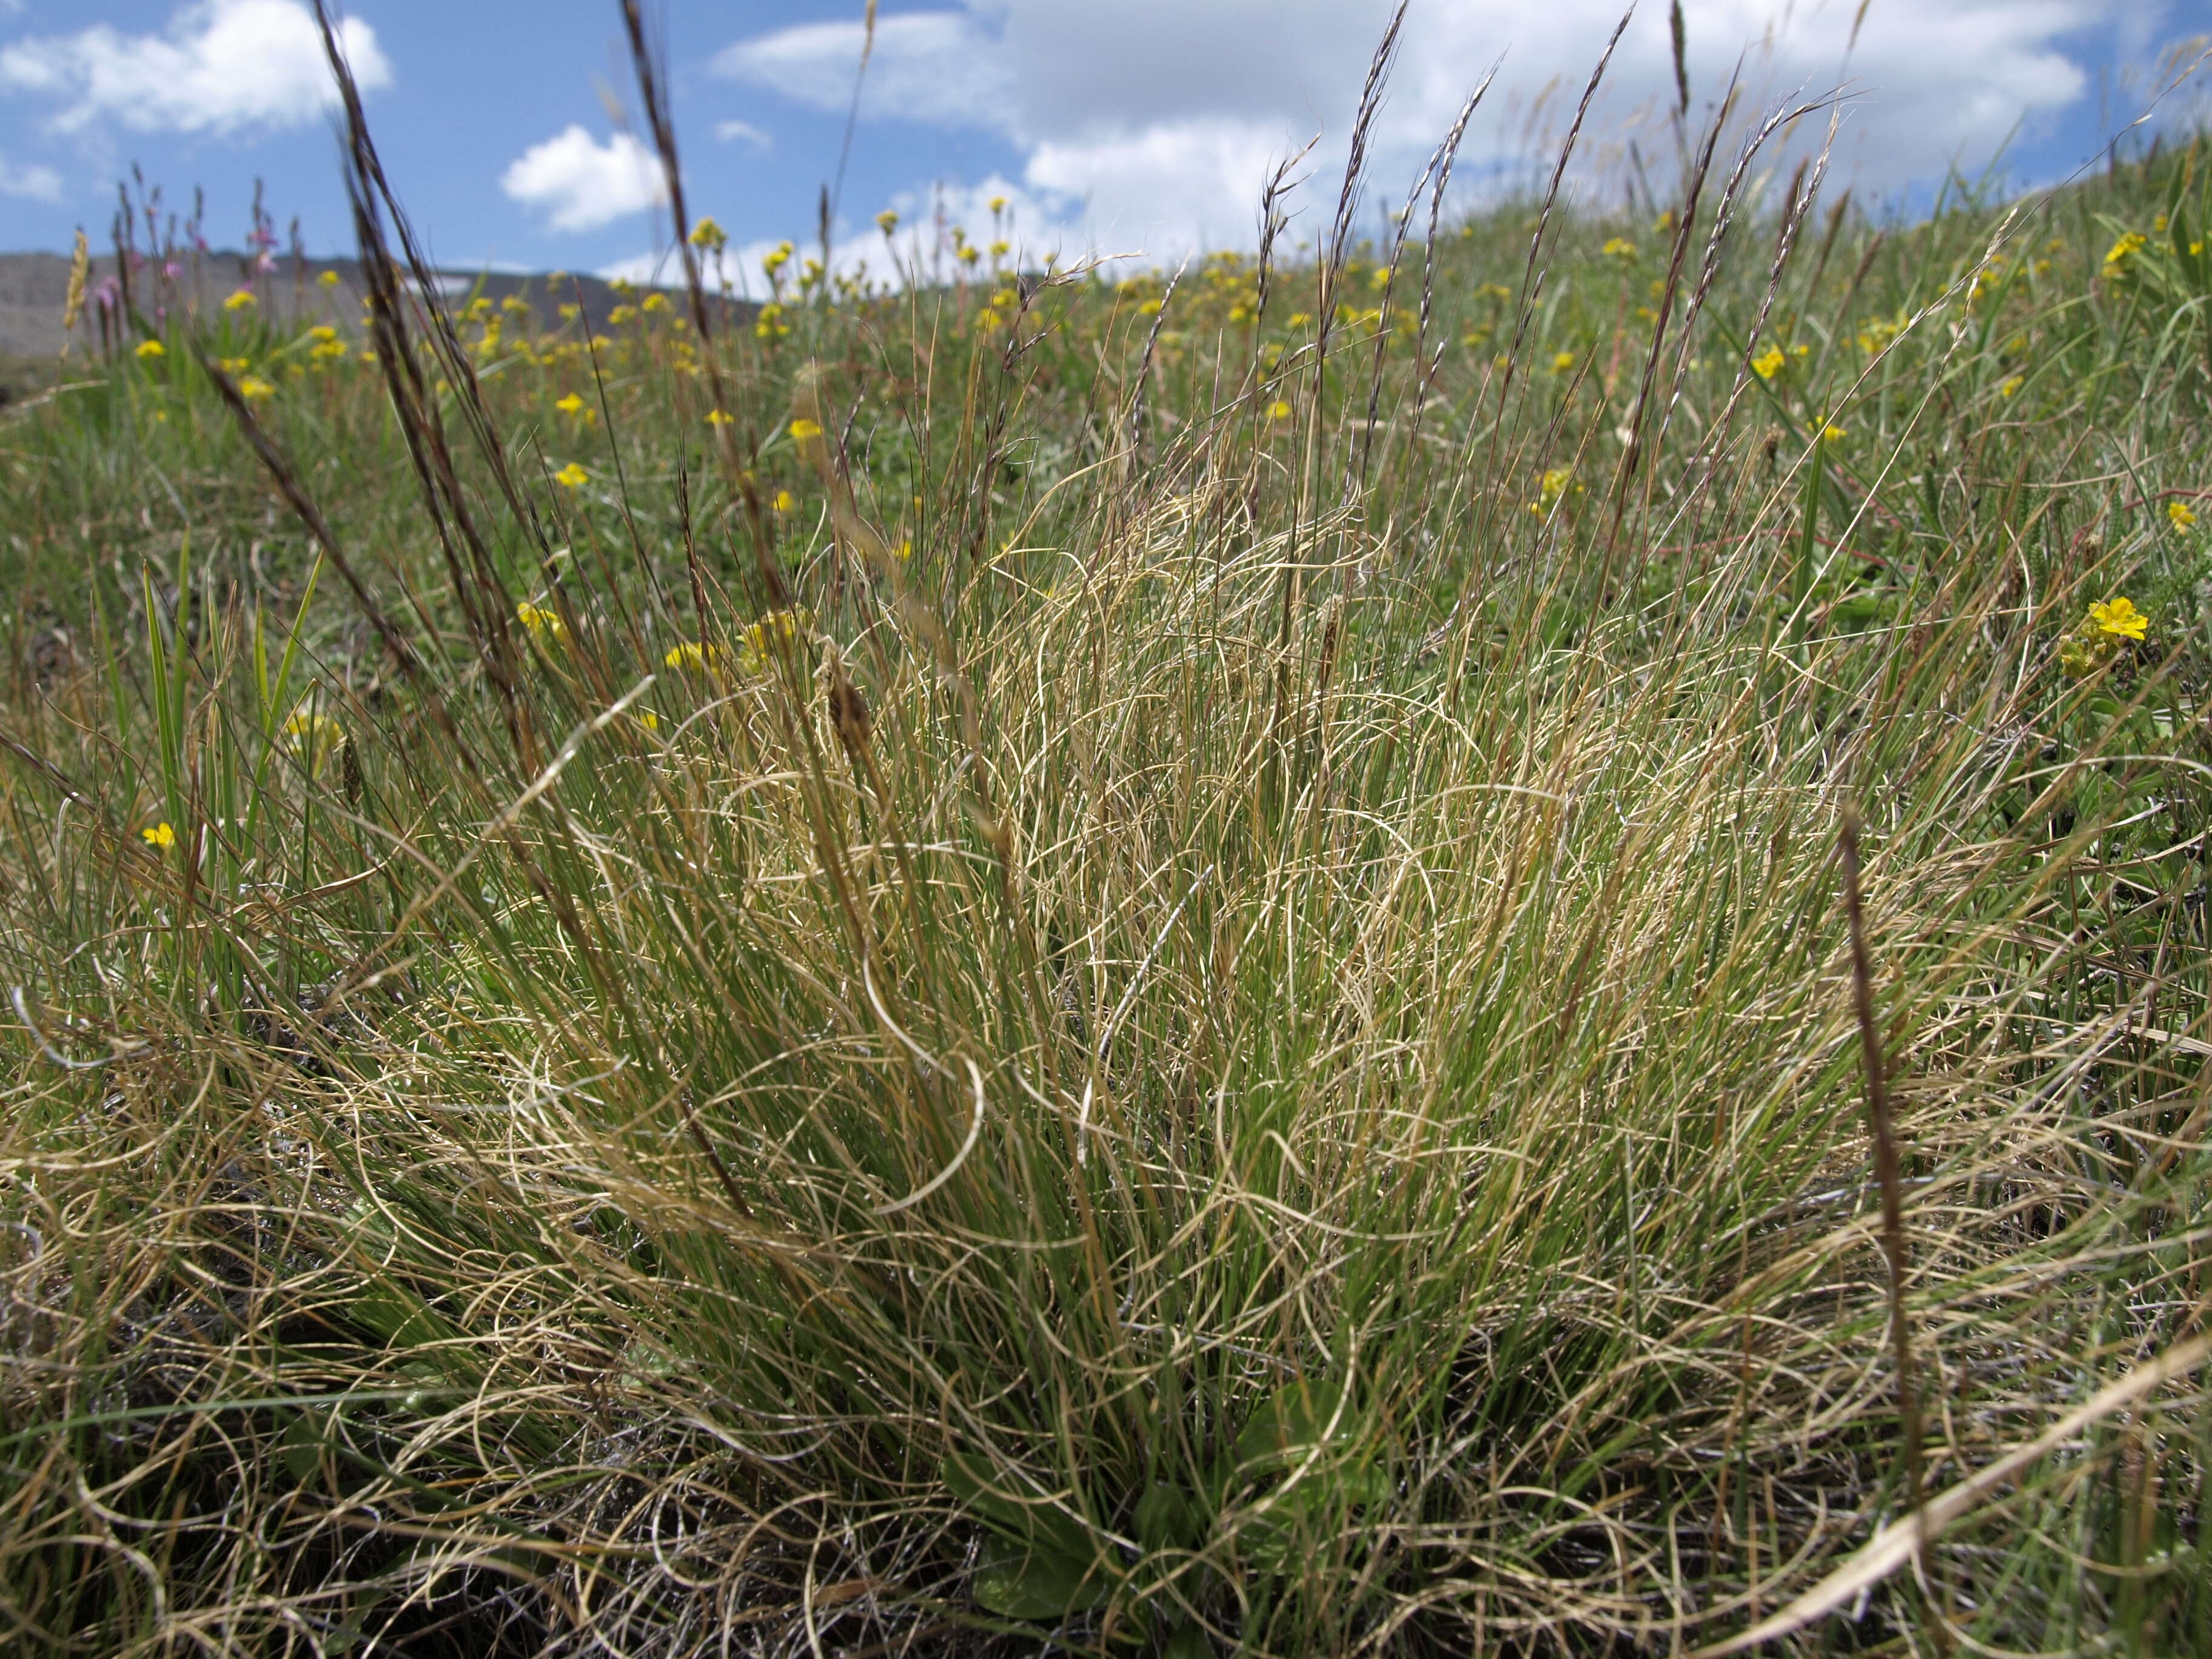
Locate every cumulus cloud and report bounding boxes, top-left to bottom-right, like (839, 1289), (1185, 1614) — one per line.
(0, 0), (391, 137)
(713, 13), (1014, 131)
(0, 153), (64, 201)
(502, 127), (668, 233)
(714, 118), (772, 149)
(716, 0), (2143, 259)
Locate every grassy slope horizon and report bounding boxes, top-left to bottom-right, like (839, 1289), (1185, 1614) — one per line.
(4, 26), (2212, 1655)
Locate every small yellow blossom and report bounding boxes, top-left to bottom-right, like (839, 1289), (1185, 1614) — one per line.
(788, 417), (823, 442)
(2168, 500), (2199, 533)
(638, 709), (659, 731)
(1602, 237), (1636, 258)
(133, 338), (165, 360)
(1269, 399), (1293, 421)
(1999, 375), (2023, 398)
(2088, 596), (2147, 640)
(706, 408), (734, 427)
(217, 357), (250, 375)
(552, 463), (589, 489)
(236, 375), (275, 400)
(737, 608), (806, 671)
(1529, 466), (1577, 516)
(688, 216), (727, 252)
(223, 288), (257, 311)
(988, 194), (1008, 215)
(876, 209), (900, 235)
(1817, 421), (1846, 443)
(283, 711), (345, 776)
(318, 269), (341, 289)
(555, 392), (586, 415)
(517, 601), (569, 641)
(142, 821), (176, 848)
(608, 304), (637, 326)
(1752, 345), (1786, 380)
(1552, 350), (1577, 373)
(2103, 231), (2147, 280)
(642, 292), (669, 313)
(771, 488), (796, 513)
(663, 641), (716, 670)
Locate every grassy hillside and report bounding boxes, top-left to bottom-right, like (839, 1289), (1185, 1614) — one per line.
(4, 32), (2212, 1657)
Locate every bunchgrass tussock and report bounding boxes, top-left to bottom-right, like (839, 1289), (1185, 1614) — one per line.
(4, 7), (2212, 1655)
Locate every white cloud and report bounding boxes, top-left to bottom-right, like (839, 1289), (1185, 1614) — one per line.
(0, 153), (64, 201)
(713, 13), (1013, 130)
(595, 249), (684, 287)
(716, 0), (2143, 260)
(0, 0), (391, 137)
(501, 127), (668, 233)
(714, 118), (772, 149)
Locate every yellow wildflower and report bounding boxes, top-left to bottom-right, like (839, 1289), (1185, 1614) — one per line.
(552, 463), (588, 489)
(133, 338), (165, 360)
(688, 216), (727, 252)
(283, 711), (345, 776)
(1602, 237), (1636, 258)
(642, 292), (669, 313)
(1552, 350), (1577, 374)
(772, 488), (796, 513)
(1752, 345), (1786, 380)
(1999, 375), (2023, 398)
(555, 392), (586, 415)
(2168, 500), (2199, 533)
(517, 601), (568, 641)
(738, 608), (806, 672)
(318, 269), (340, 289)
(2103, 231), (2147, 280)
(1269, 399), (1293, 421)
(223, 288), (256, 311)
(706, 408), (734, 427)
(876, 209), (900, 235)
(1529, 466), (1577, 515)
(788, 417), (823, 442)
(663, 641), (717, 670)
(2088, 596), (2147, 640)
(217, 357), (250, 375)
(236, 375), (275, 400)
(141, 821), (176, 848)
(988, 195), (1008, 215)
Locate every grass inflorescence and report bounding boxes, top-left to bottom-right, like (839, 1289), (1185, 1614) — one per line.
(4, 14), (2212, 1657)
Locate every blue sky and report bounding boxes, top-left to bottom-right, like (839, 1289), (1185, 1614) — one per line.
(1, 1), (2206, 287)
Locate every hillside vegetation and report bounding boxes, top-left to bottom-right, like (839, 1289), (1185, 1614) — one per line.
(5, 24), (2212, 1658)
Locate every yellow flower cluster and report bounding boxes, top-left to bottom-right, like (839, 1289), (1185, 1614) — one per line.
(2060, 595), (2148, 675)
(2102, 231), (2147, 283)
(1530, 466), (1578, 516)
(517, 601), (569, 641)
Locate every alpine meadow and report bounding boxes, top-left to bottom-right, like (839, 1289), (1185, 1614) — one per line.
(7, 4), (2212, 1655)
